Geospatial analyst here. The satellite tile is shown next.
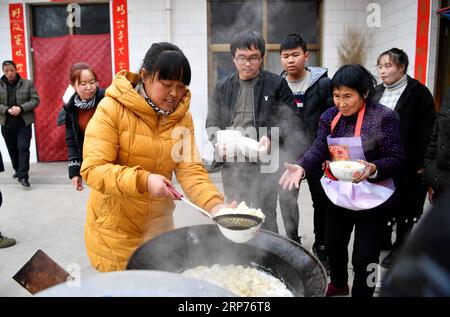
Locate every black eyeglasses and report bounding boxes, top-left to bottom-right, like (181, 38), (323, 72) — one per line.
(235, 56), (261, 64)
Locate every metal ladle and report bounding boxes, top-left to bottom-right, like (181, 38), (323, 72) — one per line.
(167, 185), (263, 243)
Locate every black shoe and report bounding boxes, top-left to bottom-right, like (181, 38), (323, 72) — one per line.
(381, 248), (398, 269)
(18, 178), (30, 187)
(12, 172), (18, 178)
(313, 244), (330, 275)
(312, 243), (326, 256)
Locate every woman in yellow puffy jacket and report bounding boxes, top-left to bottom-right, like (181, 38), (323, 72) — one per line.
(80, 43), (228, 272)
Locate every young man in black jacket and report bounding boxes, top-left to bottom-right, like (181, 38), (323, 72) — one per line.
(280, 34), (332, 270)
(206, 30), (303, 237)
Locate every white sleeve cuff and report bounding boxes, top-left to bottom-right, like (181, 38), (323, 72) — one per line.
(369, 169), (378, 179)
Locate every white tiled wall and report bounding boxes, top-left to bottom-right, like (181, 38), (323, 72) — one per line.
(127, 0), (211, 160)
(427, 0), (440, 94)
(365, 0), (418, 81)
(322, 0), (372, 77)
(322, 0), (426, 85)
(0, 2), (11, 62)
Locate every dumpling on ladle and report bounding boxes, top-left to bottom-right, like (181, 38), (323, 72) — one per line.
(215, 201), (265, 221)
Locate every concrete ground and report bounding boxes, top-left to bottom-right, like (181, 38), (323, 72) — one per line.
(0, 162), (430, 297)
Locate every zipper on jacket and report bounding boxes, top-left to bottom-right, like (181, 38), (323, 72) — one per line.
(253, 75), (263, 139)
(154, 115), (163, 173)
(252, 89), (257, 136)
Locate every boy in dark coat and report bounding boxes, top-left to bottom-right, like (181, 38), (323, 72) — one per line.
(280, 34), (332, 267)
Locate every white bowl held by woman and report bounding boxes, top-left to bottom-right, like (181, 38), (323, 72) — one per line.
(329, 161), (366, 182)
(238, 137), (262, 160)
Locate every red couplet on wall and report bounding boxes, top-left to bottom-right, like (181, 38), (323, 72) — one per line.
(112, 0), (130, 73)
(9, 3), (28, 79)
(414, 0), (431, 85)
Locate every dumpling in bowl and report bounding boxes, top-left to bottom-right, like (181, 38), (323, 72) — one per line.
(329, 160), (366, 181)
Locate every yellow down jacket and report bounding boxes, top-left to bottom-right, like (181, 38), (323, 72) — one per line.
(81, 71), (223, 272)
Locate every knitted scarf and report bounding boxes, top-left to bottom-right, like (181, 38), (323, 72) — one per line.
(74, 94), (96, 110)
(135, 80), (173, 116)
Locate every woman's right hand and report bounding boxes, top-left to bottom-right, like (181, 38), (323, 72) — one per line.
(71, 176), (83, 191)
(279, 163), (304, 191)
(147, 174), (179, 199)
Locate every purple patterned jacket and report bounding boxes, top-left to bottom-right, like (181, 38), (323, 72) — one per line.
(297, 101), (405, 181)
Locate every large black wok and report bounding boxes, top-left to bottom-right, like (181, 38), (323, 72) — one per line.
(127, 224), (327, 297)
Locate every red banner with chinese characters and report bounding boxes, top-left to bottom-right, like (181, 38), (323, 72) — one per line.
(9, 3), (28, 79)
(112, 0), (130, 73)
(414, 0), (431, 85)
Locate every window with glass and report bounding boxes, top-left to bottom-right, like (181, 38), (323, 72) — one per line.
(31, 3), (110, 37)
(208, 0), (322, 91)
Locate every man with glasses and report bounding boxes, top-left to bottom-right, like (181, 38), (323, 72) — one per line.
(206, 30), (303, 237)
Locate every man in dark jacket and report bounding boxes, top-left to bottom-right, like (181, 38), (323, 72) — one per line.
(424, 87), (450, 203)
(206, 30), (302, 236)
(280, 34), (332, 266)
(0, 60), (39, 187)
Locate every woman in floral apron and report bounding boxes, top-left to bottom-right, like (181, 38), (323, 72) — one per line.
(279, 64), (405, 297)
